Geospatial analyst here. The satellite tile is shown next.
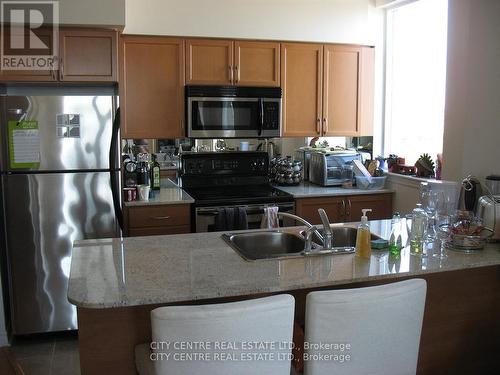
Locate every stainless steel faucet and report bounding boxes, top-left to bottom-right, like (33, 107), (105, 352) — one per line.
(318, 209), (334, 250)
(278, 209), (334, 253)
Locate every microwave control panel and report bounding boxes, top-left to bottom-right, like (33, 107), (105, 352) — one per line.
(263, 102), (280, 129)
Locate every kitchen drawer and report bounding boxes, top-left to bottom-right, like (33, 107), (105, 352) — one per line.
(128, 204), (190, 228)
(128, 225), (190, 237)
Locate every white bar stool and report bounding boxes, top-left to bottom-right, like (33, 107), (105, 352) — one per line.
(304, 279), (427, 375)
(136, 294), (295, 375)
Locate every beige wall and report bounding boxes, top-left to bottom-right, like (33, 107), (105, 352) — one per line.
(58, 0), (125, 27)
(124, 0), (382, 45)
(442, 0), (500, 182)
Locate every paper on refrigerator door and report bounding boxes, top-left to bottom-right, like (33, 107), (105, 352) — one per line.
(8, 120), (41, 169)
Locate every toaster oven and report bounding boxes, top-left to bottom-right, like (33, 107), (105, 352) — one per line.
(309, 151), (361, 186)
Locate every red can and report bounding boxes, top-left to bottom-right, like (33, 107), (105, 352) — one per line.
(123, 187), (137, 202)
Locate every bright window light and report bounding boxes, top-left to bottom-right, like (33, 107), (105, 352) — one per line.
(384, 0), (448, 165)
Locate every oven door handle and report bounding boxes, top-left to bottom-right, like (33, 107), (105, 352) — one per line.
(258, 98), (264, 136)
(196, 204), (294, 217)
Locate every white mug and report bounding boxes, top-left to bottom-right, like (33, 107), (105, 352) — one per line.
(137, 185), (150, 201)
(240, 141), (249, 151)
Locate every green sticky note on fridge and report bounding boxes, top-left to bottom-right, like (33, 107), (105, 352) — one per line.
(8, 120), (41, 169)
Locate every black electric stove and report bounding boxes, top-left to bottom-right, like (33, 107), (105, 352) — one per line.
(179, 151), (295, 232)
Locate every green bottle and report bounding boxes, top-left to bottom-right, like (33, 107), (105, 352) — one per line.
(150, 154), (161, 191)
(389, 212), (403, 256)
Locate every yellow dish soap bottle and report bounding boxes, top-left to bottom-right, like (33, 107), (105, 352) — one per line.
(355, 209), (372, 259)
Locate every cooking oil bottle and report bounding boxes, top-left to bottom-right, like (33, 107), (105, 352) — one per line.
(355, 209), (372, 259)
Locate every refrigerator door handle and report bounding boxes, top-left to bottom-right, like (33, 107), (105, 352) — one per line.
(110, 107), (123, 230)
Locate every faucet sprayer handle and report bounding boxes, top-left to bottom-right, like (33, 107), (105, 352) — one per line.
(318, 209), (334, 250)
(318, 209), (333, 234)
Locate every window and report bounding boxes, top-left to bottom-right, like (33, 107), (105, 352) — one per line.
(383, 0), (448, 165)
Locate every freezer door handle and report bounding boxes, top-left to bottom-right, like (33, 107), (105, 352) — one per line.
(110, 107), (123, 230)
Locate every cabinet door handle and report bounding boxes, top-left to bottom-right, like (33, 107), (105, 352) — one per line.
(151, 216), (171, 220)
(316, 118), (321, 134)
(228, 66), (233, 84)
(180, 119), (184, 130)
(346, 199), (352, 218)
(234, 65), (240, 83)
(323, 118), (328, 134)
(341, 199), (346, 218)
(51, 57), (57, 80)
(59, 57), (64, 80)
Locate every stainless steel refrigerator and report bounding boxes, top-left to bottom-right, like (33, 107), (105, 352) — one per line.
(0, 87), (122, 334)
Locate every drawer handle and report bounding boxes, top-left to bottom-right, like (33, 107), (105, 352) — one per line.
(150, 216), (171, 220)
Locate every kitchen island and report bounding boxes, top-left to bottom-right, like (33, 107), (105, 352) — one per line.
(69, 220), (500, 375)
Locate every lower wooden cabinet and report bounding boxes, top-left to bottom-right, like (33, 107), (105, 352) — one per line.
(124, 204), (191, 236)
(295, 193), (393, 225)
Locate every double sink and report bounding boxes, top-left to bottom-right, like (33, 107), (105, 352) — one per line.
(222, 226), (381, 261)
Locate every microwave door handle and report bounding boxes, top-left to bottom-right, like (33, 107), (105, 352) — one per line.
(258, 98), (264, 136)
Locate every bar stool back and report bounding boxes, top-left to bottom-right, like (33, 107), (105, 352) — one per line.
(136, 294), (295, 375)
(304, 279), (427, 375)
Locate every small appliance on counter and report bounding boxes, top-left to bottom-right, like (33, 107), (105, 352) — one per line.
(485, 175), (500, 195)
(477, 175), (500, 241)
(309, 151), (361, 186)
(477, 195), (500, 241)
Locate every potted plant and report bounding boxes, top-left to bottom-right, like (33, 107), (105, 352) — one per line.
(386, 154), (405, 172)
(415, 153), (435, 178)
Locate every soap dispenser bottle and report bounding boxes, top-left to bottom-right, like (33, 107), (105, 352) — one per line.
(355, 209), (372, 259)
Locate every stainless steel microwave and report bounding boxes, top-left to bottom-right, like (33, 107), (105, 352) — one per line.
(186, 86), (281, 138)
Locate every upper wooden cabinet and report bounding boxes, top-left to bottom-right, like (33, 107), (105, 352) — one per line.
(281, 43), (323, 137)
(322, 45), (361, 136)
(185, 39), (233, 85)
(0, 28), (118, 83)
(120, 36), (185, 139)
(59, 29), (117, 82)
(322, 45), (374, 136)
(0, 28), (57, 81)
(282, 43), (374, 137)
(234, 41), (280, 86)
(186, 39), (280, 87)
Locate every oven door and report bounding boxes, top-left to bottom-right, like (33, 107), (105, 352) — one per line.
(187, 97), (280, 138)
(195, 202), (295, 233)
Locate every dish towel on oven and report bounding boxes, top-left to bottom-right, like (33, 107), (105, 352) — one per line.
(215, 207), (248, 231)
(261, 206), (280, 229)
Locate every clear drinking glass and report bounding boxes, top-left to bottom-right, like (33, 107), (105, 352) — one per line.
(433, 214), (451, 259)
(421, 191), (445, 240)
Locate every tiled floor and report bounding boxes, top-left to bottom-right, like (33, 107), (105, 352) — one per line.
(11, 332), (80, 375)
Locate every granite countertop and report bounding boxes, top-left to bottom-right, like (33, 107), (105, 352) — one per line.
(68, 219), (500, 309)
(275, 182), (393, 198)
(123, 178), (194, 207)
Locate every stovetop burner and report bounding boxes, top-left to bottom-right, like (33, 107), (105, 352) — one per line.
(184, 185), (293, 206)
